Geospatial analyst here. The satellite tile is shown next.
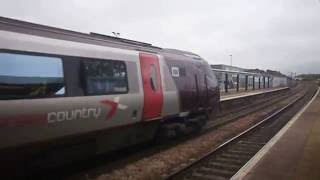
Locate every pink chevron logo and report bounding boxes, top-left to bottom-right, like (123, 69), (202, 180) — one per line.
(100, 97), (128, 120)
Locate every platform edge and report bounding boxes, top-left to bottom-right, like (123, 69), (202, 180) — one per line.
(230, 87), (320, 180)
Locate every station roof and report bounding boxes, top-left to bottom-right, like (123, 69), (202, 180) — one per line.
(211, 64), (287, 78)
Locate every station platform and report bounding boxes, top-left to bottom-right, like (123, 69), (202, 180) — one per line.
(232, 88), (320, 180)
(220, 87), (288, 101)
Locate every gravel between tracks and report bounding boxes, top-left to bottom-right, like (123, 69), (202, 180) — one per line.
(95, 109), (279, 180)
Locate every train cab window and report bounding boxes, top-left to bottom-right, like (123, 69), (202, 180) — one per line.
(0, 52), (65, 100)
(83, 60), (128, 95)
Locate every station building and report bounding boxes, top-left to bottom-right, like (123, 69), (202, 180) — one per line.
(211, 64), (288, 93)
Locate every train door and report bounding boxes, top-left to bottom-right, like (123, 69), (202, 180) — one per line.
(139, 52), (163, 120)
(194, 62), (207, 110)
(194, 73), (200, 108)
(199, 64), (208, 108)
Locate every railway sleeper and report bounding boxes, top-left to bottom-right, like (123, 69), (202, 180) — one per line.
(196, 166), (234, 177)
(206, 161), (240, 171)
(226, 149), (255, 156)
(235, 144), (263, 151)
(247, 135), (267, 140)
(188, 172), (228, 180)
(233, 145), (260, 152)
(244, 138), (267, 144)
(239, 141), (266, 147)
(220, 152), (252, 160)
(220, 153), (250, 162)
(214, 157), (244, 166)
(248, 134), (264, 138)
(238, 141), (265, 146)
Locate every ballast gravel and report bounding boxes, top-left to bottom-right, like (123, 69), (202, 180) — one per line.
(95, 111), (271, 180)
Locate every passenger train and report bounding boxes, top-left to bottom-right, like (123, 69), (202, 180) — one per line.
(0, 16), (220, 173)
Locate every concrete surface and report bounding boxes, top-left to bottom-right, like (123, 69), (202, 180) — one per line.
(233, 88), (320, 180)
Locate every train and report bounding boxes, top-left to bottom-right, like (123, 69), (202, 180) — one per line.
(0, 17), (220, 173)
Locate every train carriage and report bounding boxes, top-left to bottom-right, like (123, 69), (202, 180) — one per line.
(0, 16), (220, 174)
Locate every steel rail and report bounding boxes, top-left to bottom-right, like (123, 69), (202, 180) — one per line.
(164, 88), (313, 180)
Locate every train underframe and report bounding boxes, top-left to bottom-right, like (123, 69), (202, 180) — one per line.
(0, 110), (213, 178)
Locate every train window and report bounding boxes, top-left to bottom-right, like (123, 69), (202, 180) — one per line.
(0, 52), (65, 100)
(83, 59), (128, 95)
(179, 67), (186, 76)
(150, 64), (158, 91)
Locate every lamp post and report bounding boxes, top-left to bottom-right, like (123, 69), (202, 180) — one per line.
(230, 54), (233, 66)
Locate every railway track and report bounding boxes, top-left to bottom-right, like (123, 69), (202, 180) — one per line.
(165, 85), (316, 180)
(206, 84), (302, 130)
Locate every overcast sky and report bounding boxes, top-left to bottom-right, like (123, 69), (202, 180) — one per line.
(1, 0), (320, 75)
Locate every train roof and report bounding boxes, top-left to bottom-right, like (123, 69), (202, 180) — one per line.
(0, 16), (203, 61)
